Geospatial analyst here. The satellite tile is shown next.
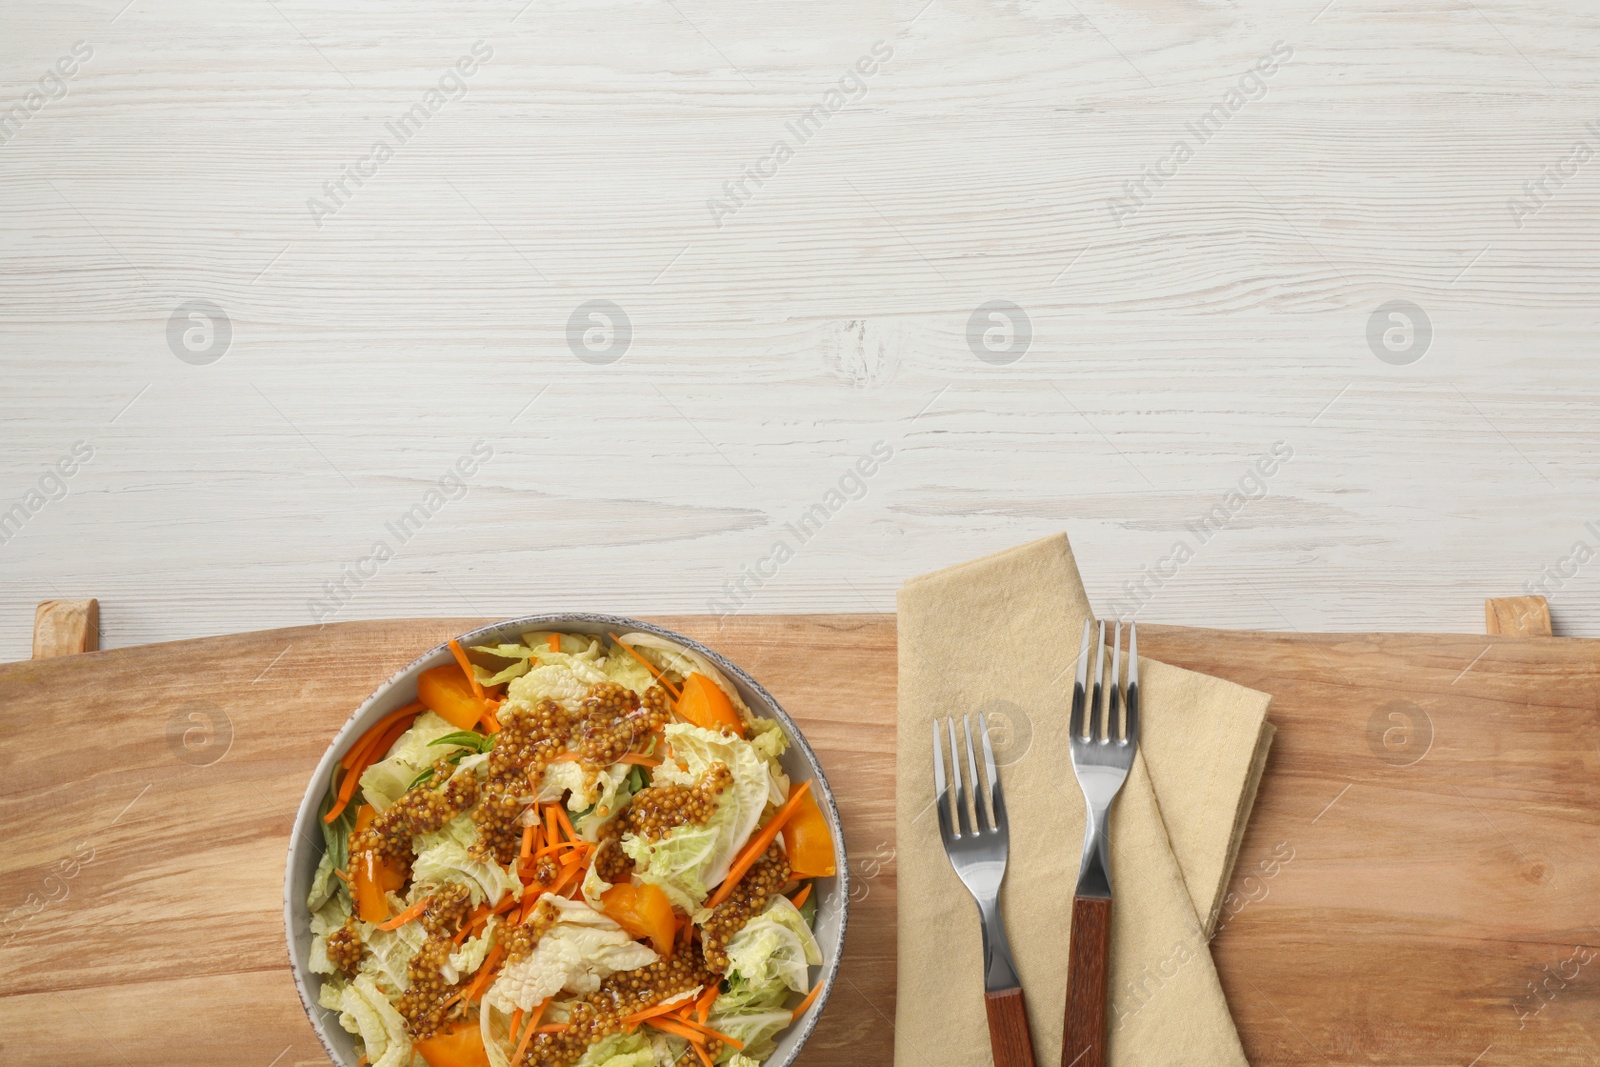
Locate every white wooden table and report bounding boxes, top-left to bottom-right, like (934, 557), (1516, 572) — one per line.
(3, 0), (1598, 656)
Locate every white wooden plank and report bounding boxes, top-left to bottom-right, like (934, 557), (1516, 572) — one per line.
(3, 0), (1600, 654)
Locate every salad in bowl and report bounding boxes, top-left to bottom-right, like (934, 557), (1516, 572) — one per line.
(291, 619), (842, 1067)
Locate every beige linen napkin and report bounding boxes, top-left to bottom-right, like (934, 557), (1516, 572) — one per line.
(894, 534), (1273, 1067)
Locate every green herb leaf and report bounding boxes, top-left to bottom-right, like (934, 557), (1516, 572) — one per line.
(428, 730), (495, 754)
(408, 745), (478, 789)
(797, 888), (817, 928)
(318, 781), (355, 873)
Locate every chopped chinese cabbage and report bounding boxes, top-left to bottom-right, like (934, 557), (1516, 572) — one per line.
(484, 895), (657, 1013)
(359, 711), (463, 811)
(411, 812), (522, 907)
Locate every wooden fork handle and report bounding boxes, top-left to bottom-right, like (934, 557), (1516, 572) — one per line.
(983, 986), (1039, 1067)
(1063, 895), (1112, 1067)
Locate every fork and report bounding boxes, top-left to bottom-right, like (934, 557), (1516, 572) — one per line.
(1063, 620), (1139, 1067)
(934, 714), (1039, 1067)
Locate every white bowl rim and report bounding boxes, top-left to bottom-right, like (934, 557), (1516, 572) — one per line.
(283, 612), (850, 1067)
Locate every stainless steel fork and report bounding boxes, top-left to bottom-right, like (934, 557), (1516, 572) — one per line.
(934, 714), (1038, 1067)
(1063, 619), (1139, 1067)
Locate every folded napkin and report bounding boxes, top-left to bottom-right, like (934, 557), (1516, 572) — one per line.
(894, 534), (1274, 1067)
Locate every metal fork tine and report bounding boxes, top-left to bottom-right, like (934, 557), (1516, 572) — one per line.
(1109, 621), (1123, 742)
(1091, 620), (1107, 741)
(978, 713), (1002, 833)
(1065, 619), (1138, 1060)
(932, 718), (951, 839)
(947, 717), (970, 836)
(1124, 622), (1140, 747)
(962, 715), (986, 831)
(1070, 619), (1092, 740)
(930, 712), (1022, 999)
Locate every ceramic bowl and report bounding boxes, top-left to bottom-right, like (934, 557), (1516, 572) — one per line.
(284, 613), (848, 1067)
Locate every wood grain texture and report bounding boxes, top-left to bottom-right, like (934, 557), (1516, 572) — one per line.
(30, 598), (98, 658)
(0, 614), (896, 1067)
(1062, 895), (1111, 1067)
(2, 615), (1599, 1067)
(983, 986), (1040, 1067)
(1486, 595), (1552, 637)
(6, 3), (1600, 656)
(1143, 625), (1600, 1067)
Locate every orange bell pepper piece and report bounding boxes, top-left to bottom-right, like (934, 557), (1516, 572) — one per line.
(780, 787), (836, 878)
(417, 664), (485, 730)
(599, 882), (677, 956)
(414, 1020), (492, 1067)
(675, 673), (744, 737)
(351, 804), (407, 923)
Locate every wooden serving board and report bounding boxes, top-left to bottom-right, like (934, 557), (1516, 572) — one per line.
(2, 616), (1597, 1067)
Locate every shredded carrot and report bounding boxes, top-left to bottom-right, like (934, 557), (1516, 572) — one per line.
(667, 1014), (744, 1050)
(536, 840), (589, 859)
(694, 983), (718, 1023)
(548, 633), (561, 653)
(624, 1001), (685, 1027)
(509, 1010), (524, 1047)
(481, 708), (501, 734)
(790, 980), (823, 1020)
(448, 639), (485, 699)
(455, 903), (489, 944)
(512, 999), (548, 1065)
(461, 943), (503, 1004)
(520, 823), (536, 861)
(708, 781), (814, 907)
(341, 729), (384, 775)
(328, 735), (403, 825)
(545, 806), (562, 846)
(536, 1022), (570, 1034)
(552, 804), (578, 843)
(608, 634), (683, 699)
(546, 862), (584, 899)
(324, 772), (364, 824)
(789, 883), (812, 909)
(377, 895), (432, 931)
(546, 751), (582, 763)
(645, 1017), (709, 1045)
(368, 716), (415, 764)
(334, 868), (351, 885)
(457, 895), (514, 942)
(647, 1017), (723, 1066)
(562, 851), (591, 898)
(326, 714), (419, 823)
(341, 702), (426, 769)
